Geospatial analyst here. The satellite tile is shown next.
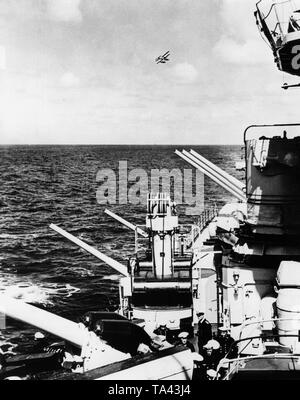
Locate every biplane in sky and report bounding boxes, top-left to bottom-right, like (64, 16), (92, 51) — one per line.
(155, 51), (170, 64)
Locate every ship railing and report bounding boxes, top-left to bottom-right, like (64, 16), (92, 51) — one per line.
(220, 353), (300, 381)
(235, 317), (300, 356)
(239, 316), (300, 337)
(218, 348), (300, 380)
(196, 206), (219, 232)
(257, 0), (293, 36)
(216, 317), (300, 372)
(175, 224), (200, 256)
(221, 317), (300, 354)
(216, 332), (300, 380)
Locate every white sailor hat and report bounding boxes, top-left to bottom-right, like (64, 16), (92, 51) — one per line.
(206, 369), (218, 379)
(178, 331), (189, 339)
(218, 326), (230, 331)
(34, 332), (45, 340)
(203, 339), (220, 350)
(192, 353), (204, 362)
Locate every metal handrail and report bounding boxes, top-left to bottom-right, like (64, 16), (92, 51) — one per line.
(217, 333), (300, 380)
(197, 207), (219, 232)
(243, 123), (300, 143)
(240, 316), (300, 335)
(225, 332), (300, 360)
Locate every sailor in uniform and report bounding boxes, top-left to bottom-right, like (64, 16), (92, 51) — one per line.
(153, 323), (172, 342)
(202, 340), (221, 370)
(194, 339), (221, 380)
(153, 323), (168, 336)
(32, 332), (49, 353)
(196, 312), (212, 353)
(33, 331), (65, 359)
(216, 326), (236, 358)
(177, 332), (195, 352)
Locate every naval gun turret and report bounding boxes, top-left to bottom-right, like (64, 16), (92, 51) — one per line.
(116, 193), (195, 339)
(0, 294), (131, 376)
(244, 124), (300, 236)
(0, 294), (194, 380)
(49, 195), (196, 342)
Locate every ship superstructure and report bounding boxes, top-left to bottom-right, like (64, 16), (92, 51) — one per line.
(178, 123), (300, 379)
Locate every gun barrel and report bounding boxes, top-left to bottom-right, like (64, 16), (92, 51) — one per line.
(176, 149), (245, 202)
(105, 209), (148, 238)
(183, 150), (244, 198)
(189, 149), (245, 191)
(0, 295), (87, 348)
(50, 224), (129, 277)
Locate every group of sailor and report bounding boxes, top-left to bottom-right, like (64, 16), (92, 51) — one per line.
(173, 312), (236, 380)
(0, 311), (237, 380)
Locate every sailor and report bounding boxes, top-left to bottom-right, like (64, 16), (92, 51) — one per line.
(154, 323), (168, 336)
(171, 201), (177, 215)
(94, 321), (102, 338)
(177, 332), (195, 352)
(196, 312), (212, 353)
(80, 314), (91, 329)
(216, 326), (236, 358)
(32, 332), (49, 353)
(202, 339), (221, 371)
(191, 352), (205, 380)
(153, 323), (173, 342)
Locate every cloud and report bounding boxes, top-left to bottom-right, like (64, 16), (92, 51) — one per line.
(60, 72), (80, 87)
(218, 0), (256, 39)
(213, 0), (270, 65)
(172, 62), (198, 83)
(46, 0), (82, 23)
(214, 37), (269, 65)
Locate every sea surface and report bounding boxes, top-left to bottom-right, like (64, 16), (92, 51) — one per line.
(0, 144), (244, 353)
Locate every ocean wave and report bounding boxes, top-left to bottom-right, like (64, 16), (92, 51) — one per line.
(0, 274), (80, 305)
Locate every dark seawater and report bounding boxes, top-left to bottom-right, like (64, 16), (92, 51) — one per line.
(0, 145), (244, 351)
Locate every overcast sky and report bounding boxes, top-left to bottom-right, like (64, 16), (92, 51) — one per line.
(0, 0), (300, 145)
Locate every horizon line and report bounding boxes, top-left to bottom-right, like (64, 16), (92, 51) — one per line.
(0, 142), (243, 146)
